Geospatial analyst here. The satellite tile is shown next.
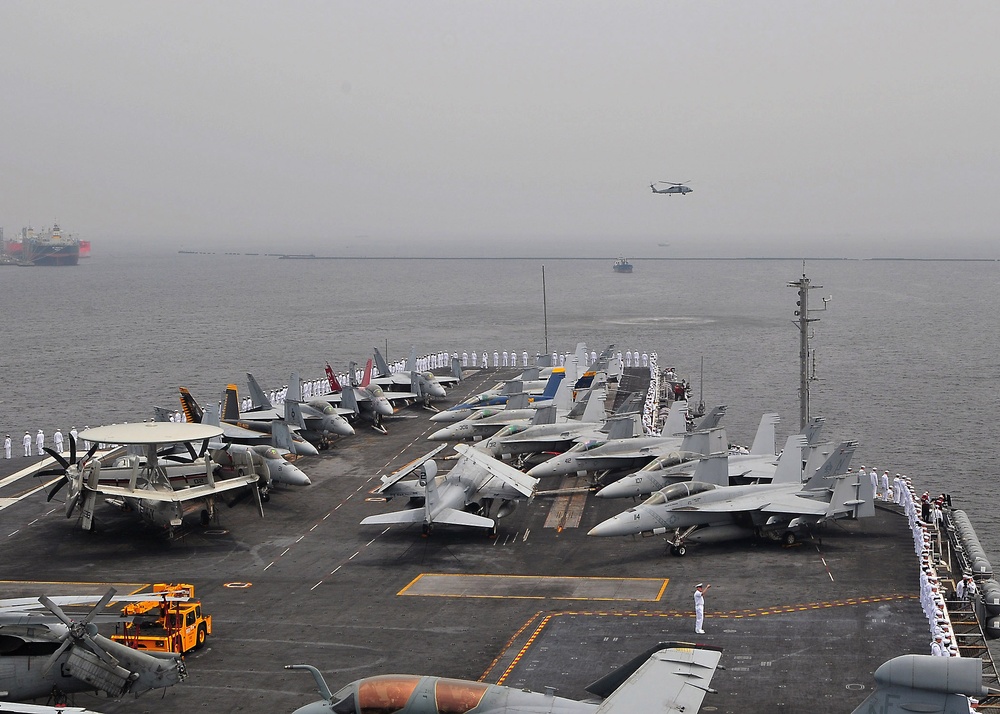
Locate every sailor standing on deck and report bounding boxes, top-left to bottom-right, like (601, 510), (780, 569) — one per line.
(53, 429), (63, 455)
(23, 431), (32, 457)
(4, 435), (10, 459)
(35, 429), (44, 456)
(69, 426), (78, 446)
(881, 470), (891, 502)
(693, 582), (710, 634)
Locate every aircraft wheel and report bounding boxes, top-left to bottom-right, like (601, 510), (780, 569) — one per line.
(195, 624), (207, 650)
(783, 531), (797, 546)
(669, 545), (686, 557)
(260, 489), (271, 503)
(200, 509), (211, 526)
(422, 523), (431, 536)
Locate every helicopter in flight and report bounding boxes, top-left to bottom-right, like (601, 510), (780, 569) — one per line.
(650, 180), (693, 195)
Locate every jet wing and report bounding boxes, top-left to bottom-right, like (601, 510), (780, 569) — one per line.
(454, 444), (537, 497)
(360, 509), (427, 526)
(95, 475), (258, 502)
(688, 488), (829, 517)
(592, 644), (721, 714)
(374, 445), (448, 495)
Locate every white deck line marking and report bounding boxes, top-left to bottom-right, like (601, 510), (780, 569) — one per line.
(8, 530), (19, 537)
(330, 565), (342, 574)
(348, 551), (359, 560)
(264, 561), (274, 571)
(323, 513), (331, 520)
(366, 538), (377, 546)
(295, 536), (304, 543)
(28, 519), (38, 525)
(310, 581), (323, 591)
(309, 524), (318, 532)
(280, 548), (290, 557)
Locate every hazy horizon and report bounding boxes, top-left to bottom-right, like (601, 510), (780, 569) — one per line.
(2, 2), (999, 259)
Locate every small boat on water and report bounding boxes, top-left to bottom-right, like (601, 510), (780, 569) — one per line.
(613, 256), (633, 273)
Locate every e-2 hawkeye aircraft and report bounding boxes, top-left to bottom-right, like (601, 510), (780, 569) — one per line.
(285, 646), (996, 714)
(37, 423), (263, 533)
(286, 641), (721, 714)
(0, 588), (186, 704)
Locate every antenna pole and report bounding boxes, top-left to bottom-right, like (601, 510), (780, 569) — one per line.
(542, 264), (549, 355)
(787, 265), (830, 430)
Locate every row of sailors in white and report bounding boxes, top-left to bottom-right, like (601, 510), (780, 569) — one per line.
(856, 466), (901, 503)
(5, 428), (83, 458)
(642, 353), (660, 435)
(899, 477), (961, 658)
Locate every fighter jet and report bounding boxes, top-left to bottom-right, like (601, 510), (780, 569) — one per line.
(360, 443), (537, 535)
(372, 346), (455, 401)
(430, 368), (567, 423)
(525, 401), (711, 479)
(231, 373), (354, 448)
(286, 641), (721, 714)
(588, 441), (868, 554)
(0, 588), (186, 702)
(153, 403), (311, 488)
(594, 414), (823, 499)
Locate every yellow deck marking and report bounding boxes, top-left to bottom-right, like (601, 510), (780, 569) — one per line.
(398, 573), (668, 601)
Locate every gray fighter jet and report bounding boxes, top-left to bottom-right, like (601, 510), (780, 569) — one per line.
(286, 642), (722, 714)
(588, 440), (867, 554)
(0, 588), (185, 703)
(359, 443), (537, 535)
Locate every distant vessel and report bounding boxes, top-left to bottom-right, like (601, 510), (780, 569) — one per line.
(78, 239), (91, 258)
(2, 225), (80, 266)
(613, 256), (633, 273)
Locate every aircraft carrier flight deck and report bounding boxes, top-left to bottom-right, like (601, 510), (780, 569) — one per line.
(0, 367), (932, 713)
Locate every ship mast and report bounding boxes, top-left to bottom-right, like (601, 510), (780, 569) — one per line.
(787, 266), (831, 430)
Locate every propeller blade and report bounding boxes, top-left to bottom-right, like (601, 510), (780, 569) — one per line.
(84, 588), (117, 624)
(162, 454), (193, 464)
(185, 442), (199, 462)
(38, 596), (75, 628)
(37, 468), (67, 478)
(82, 632), (119, 666)
(42, 636), (75, 675)
(42, 448), (71, 471)
(66, 490), (81, 517)
(85, 443), (99, 462)
(69, 433), (76, 464)
(47, 476), (69, 501)
(199, 438), (210, 458)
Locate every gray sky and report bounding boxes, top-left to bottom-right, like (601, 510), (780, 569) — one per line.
(1, 1), (998, 258)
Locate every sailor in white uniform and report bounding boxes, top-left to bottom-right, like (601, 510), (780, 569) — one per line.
(53, 429), (64, 455)
(482, 351), (488, 368)
(35, 430), (44, 456)
(4, 435), (11, 459)
(23, 431), (32, 457)
(880, 470), (891, 502)
(502, 351), (508, 367)
(493, 351), (499, 368)
(69, 426), (78, 446)
(693, 582), (710, 634)
(522, 351), (529, 367)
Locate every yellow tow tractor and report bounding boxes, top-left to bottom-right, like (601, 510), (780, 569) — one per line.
(111, 583), (212, 654)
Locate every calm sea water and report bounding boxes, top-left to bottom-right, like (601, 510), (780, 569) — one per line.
(2, 253), (998, 551)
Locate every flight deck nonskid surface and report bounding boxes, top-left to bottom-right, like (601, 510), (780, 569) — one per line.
(0, 368), (927, 713)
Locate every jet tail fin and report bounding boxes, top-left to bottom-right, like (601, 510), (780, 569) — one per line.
(695, 405), (727, 430)
(578, 383), (608, 423)
(325, 363), (342, 393)
(272, 421), (294, 452)
(179, 387), (205, 424)
(204, 394), (222, 427)
(341, 385), (360, 415)
(288, 373), (302, 403)
(690, 452), (730, 486)
(803, 416), (826, 446)
(246, 373), (273, 410)
(221, 385), (241, 422)
(359, 359), (373, 388)
(749, 413), (780, 455)
(680, 427), (727, 457)
(153, 406), (174, 423)
(803, 440), (858, 490)
(451, 356), (463, 381)
(771, 435), (809, 485)
(850, 654), (988, 714)
(285, 399), (307, 430)
(506, 393), (530, 410)
(531, 405), (557, 426)
(373, 347), (392, 377)
(540, 368), (566, 399)
(661, 401), (689, 436)
(603, 416), (638, 440)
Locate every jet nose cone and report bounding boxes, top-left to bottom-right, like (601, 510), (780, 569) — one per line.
(526, 460), (559, 478)
(293, 440), (320, 456)
(276, 463), (311, 486)
(330, 418), (354, 436)
(595, 476), (643, 499)
(428, 384), (447, 398)
(431, 410), (464, 422)
(376, 401), (393, 417)
(428, 427), (453, 441)
(588, 511), (641, 537)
